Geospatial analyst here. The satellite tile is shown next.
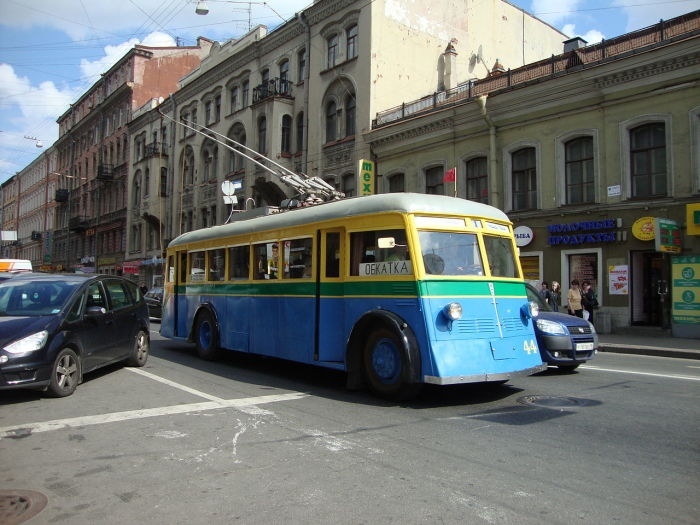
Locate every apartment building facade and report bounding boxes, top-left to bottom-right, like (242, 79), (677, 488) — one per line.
(49, 40), (212, 276)
(124, 0), (568, 283)
(366, 12), (700, 336)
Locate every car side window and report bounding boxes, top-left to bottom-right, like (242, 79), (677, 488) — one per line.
(86, 283), (107, 310)
(104, 280), (133, 311)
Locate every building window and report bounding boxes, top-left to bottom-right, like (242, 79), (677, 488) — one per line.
(242, 80), (249, 107)
(230, 86), (238, 112)
(425, 166), (444, 195)
(229, 125), (246, 173)
(297, 48), (306, 83)
(205, 100), (212, 124)
(325, 101), (337, 142)
(565, 136), (594, 204)
(511, 147), (537, 211)
(160, 167), (167, 197)
(630, 123), (667, 198)
(133, 171), (142, 207)
(281, 115), (292, 154)
(279, 60), (289, 93)
(327, 34), (339, 69)
(345, 95), (355, 137)
(389, 173), (405, 193)
(465, 157), (488, 204)
(296, 112), (304, 152)
(346, 24), (358, 59)
(214, 95), (221, 122)
(144, 168), (150, 198)
(342, 173), (355, 197)
(257, 116), (267, 154)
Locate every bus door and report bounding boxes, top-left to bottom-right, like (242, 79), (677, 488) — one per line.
(316, 229), (346, 362)
(167, 250), (188, 338)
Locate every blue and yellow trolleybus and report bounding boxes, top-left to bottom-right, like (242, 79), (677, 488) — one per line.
(160, 193), (545, 399)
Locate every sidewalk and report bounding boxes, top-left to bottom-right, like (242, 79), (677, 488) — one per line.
(598, 328), (700, 360)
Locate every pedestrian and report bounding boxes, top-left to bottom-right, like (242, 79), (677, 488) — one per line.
(567, 279), (584, 318)
(581, 280), (597, 324)
(539, 281), (551, 304)
(549, 280), (561, 311)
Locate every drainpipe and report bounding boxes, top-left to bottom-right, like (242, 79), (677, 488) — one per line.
(477, 94), (499, 209)
(297, 11), (311, 174)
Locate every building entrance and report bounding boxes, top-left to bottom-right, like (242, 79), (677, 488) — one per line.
(630, 251), (669, 327)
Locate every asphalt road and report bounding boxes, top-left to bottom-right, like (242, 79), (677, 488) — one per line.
(1, 327), (698, 525)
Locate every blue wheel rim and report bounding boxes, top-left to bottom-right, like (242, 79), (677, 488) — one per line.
(199, 320), (212, 349)
(371, 338), (401, 384)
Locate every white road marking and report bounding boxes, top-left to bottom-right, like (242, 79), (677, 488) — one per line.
(582, 365), (700, 381)
(127, 367), (225, 401)
(0, 392), (307, 439)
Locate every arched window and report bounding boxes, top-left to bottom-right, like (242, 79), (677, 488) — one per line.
(281, 115), (292, 154)
(345, 95), (355, 137)
(511, 147), (537, 211)
(133, 170), (142, 207)
(296, 112), (304, 152)
(630, 123), (667, 198)
(565, 137), (594, 204)
(327, 34), (339, 69)
(325, 101), (337, 142)
(258, 116), (267, 154)
(346, 24), (358, 59)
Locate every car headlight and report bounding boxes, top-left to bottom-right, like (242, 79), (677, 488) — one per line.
(442, 302), (463, 321)
(4, 330), (49, 354)
(535, 319), (567, 335)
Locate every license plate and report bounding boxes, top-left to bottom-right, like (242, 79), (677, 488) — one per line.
(576, 342), (594, 351)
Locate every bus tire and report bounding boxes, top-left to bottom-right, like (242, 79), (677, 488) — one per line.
(363, 327), (421, 401)
(194, 311), (221, 361)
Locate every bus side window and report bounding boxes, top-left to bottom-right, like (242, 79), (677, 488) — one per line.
(254, 242), (278, 279)
(208, 248), (225, 281)
(325, 232), (340, 278)
(178, 252), (187, 284)
(190, 252), (205, 282)
(286, 238), (313, 279)
(229, 245), (250, 280)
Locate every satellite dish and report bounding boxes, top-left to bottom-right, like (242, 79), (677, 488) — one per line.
(477, 45), (483, 64)
(221, 181), (235, 196)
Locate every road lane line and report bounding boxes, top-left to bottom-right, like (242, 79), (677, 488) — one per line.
(127, 367), (225, 401)
(0, 392), (307, 439)
(583, 365), (700, 381)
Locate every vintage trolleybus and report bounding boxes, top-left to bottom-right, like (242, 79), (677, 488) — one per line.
(160, 193), (545, 399)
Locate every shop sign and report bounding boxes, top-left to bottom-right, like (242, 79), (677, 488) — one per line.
(514, 226), (534, 247)
(671, 255), (700, 325)
(358, 159), (375, 196)
(687, 203), (700, 236)
(632, 216), (655, 241)
(655, 218), (681, 253)
(608, 265), (628, 295)
(547, 219), (617, 246)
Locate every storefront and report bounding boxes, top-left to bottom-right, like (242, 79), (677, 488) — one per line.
(515, 205), (695, 334)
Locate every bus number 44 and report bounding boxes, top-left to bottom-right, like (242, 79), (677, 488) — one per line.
(523, 340), (538, 354)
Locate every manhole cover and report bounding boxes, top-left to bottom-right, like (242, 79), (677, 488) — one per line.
(519, 395), (589, 408)
(0, 490), (48, 525)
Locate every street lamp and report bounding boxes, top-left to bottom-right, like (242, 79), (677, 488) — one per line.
(194, 0), (286, 28)
(24, 135), (43, 148)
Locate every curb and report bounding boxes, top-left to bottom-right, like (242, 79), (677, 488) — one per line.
(600, 345), (700, 360)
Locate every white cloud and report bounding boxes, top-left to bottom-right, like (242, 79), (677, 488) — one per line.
(531, 0), (584, 27)
(613, 0), (696, 33)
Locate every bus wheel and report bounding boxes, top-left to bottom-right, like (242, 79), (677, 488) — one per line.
(195, 311), (220, 360)
(363, 327), (420, 401)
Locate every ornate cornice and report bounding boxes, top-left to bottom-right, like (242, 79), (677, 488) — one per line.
(371, 118), (455, 147)
(595, 51), (700, 88)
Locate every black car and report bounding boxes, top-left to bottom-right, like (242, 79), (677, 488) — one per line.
(526, 283), (598, 370)
(144, 287), (163, 320)
(0, 273), (150, 397)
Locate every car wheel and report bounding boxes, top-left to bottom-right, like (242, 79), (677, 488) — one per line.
(126, 329), (149, 367)
(557, 364), (580, 372)
(363, 327), (421, 401)
(195, 311), (221, 360)
(47, 348), (81, 397)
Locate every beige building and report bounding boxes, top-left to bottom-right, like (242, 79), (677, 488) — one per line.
(366, 11), (700, 335)
(131, 0), (566, 255)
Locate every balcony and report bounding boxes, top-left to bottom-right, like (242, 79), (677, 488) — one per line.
(69, 216), (89, 232)
(252, 78), (292, 104)
(55, 189), (69, 202)
(144, 142), (169, 158)
(97, 164), (114, 181)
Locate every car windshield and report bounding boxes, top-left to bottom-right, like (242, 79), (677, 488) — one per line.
(526, 284), (553, 312)
(0, 279), (80, 317)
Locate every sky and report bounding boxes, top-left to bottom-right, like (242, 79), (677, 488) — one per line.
(1, 0), (698, 183)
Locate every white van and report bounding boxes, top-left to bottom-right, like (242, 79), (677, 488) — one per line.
(0, 259), (33, 272)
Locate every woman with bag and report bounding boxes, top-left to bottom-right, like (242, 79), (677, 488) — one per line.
(567, 279), (584, 318)
(581, 280), (596, 324)
(549, 281), (561, 311)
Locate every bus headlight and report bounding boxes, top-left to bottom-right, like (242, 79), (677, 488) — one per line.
(442, 302), (463, 321)
(521, 301), (539, 321)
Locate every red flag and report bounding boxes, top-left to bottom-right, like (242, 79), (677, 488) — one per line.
(443, 167), (456, 183)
